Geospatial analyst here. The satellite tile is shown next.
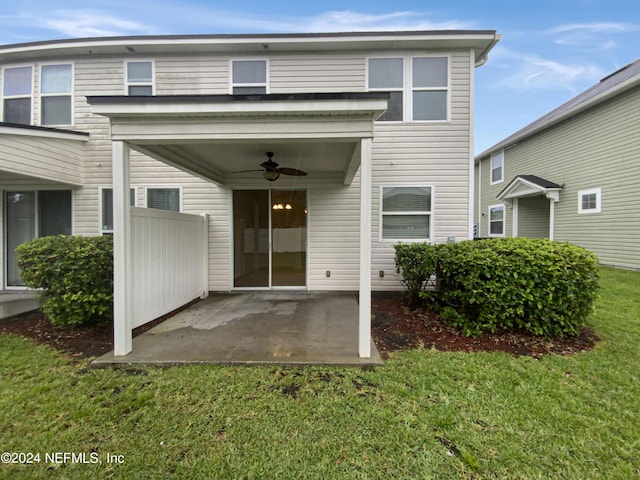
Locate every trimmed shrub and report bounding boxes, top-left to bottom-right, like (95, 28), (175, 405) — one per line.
(394, 242), (438, 304)
(434, 238), (599, 337)
(17, 235), (113, 327)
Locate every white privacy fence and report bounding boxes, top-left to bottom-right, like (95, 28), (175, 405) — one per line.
(130, 207), (208, 328)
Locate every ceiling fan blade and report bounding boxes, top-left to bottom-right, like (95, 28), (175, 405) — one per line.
(231, 169), (264, 173)
(278, 167), (308, 176)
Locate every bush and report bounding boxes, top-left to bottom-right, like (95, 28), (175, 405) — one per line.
(17, 235), (113, 327)
(434, 238), (599, 337)
(394, 242), (438, 304)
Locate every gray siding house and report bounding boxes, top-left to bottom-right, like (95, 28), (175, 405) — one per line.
(475, 58), (640, 270)
(0, 30), (500, 356)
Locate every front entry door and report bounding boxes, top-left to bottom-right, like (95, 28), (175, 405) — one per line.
(233, 189), (307, 288)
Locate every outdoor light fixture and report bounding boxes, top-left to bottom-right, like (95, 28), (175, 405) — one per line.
(262, 171), (280, 182)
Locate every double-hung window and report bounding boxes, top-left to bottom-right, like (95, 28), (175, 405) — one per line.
(412, 57), (448, 121)
(368, 56), (449, 122)
(488, 204), (505, 237)
(126, 61), (153, 96)
(490, 151), (504, 184)
(40, 64), (72, 126)
(146, 187), (181, 212)
(381, 186), (432, 241)
(368, 58), (404, 121)
(3, 66), (33, 124)
(231, 60), (267, 94)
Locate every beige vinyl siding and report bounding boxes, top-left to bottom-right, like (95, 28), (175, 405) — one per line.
(371, 50), (473, 289)
(155, 56), (229, 95)
(270, 54), (365, 93)
(477, 86), (640, 269)
(517, 196), (549, 238)
(0, 134), (83, 185)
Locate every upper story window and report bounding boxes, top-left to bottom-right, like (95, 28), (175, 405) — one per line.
(367, 58), (403, 121)
(231, 60), (267, 94)
(127, 61), (154, 95)
(2, 66), (33, 125)
(490, 151), (504, 185)
(40, 64), (72, 126)
(368, 56), (449, 122)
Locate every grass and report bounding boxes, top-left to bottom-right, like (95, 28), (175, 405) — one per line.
(1, 266), (639, 479)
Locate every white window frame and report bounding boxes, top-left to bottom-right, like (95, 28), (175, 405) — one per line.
(490, 151), (504, 185)
(229, 59), (269, 94)
(488, 204), (506, 237)
(144, 185), (182, 212)
(578, 187), (602, 214)
(125, 60), (155, 96)
(366, 55), (450, 124)
(99, 186), (137, 234)
(39, 62), (74, 127)
(1, 64), (34, 125)
(379, 184), (434, 243)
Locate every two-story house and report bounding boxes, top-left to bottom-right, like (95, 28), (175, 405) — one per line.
(475, 58), (640, 270)
(0, 30), (500, 357)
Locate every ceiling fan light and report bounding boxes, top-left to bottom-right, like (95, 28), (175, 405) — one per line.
(263, 171), (280, 181)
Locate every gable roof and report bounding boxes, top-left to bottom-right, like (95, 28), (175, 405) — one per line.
(476, 57), (640, 161)
(497, 175), (563, 202)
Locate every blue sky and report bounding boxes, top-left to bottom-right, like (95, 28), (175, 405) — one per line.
(1, 0), (638, 153)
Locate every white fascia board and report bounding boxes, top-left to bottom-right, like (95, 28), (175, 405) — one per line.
(90, 99), (389, 118)
(0, 125), (89, 142)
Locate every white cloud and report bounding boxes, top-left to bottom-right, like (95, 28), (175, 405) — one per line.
(42, 10), (154, 37)
(548, 22), (638, 50)
(489, 47), (604, 92)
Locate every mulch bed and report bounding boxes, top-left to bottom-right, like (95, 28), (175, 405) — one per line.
(0, 294), (598, 360)
(371, 292), (599, 360)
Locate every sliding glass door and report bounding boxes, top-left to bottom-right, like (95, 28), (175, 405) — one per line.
(233, 189), (307, 288)
(5, 190), (72, 287)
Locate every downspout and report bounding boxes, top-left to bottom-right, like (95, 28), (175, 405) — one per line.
(475, 33), (500, 68)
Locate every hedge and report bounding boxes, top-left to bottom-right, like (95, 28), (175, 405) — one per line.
(16, 235), (113, 327)
(393, 242), (438, 304)
(395, 238), (599, 337)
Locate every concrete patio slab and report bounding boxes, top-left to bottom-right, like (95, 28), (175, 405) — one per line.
(93, 292), (383, 367)
(0, 292), (40, 319)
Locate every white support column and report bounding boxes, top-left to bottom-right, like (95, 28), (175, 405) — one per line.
(358, 137), (372, 358)
(113, 141), (133, 356)
(512, 197), (519, 237)
(549, 199), (555, 241)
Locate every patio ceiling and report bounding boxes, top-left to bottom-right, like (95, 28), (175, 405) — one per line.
(88, 92), (388, 186)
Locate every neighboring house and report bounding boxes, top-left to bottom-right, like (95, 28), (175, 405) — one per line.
(0, 30), (500, 357)
(475, 58), (640, 270)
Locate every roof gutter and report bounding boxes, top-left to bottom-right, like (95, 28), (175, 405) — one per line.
(475, 32), (501, 67)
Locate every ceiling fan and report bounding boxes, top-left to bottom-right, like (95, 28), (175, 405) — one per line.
(234, 152), (308, 182)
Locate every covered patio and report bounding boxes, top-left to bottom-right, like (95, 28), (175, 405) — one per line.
(93, 291), (382, 366)
(88, 92), (388, 361)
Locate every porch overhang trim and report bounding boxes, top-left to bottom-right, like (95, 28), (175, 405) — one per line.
(0, 122), (89, 142)
(498, 175), (563, 204)
(87, 93), (389, 118)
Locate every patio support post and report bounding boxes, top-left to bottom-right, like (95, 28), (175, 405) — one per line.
(113, 141), (133, 356)
(549, 199), (555, 241)
(359, 137), (372, 358)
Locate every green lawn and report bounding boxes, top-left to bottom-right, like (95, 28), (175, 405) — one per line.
(1, 267), (639, 479)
